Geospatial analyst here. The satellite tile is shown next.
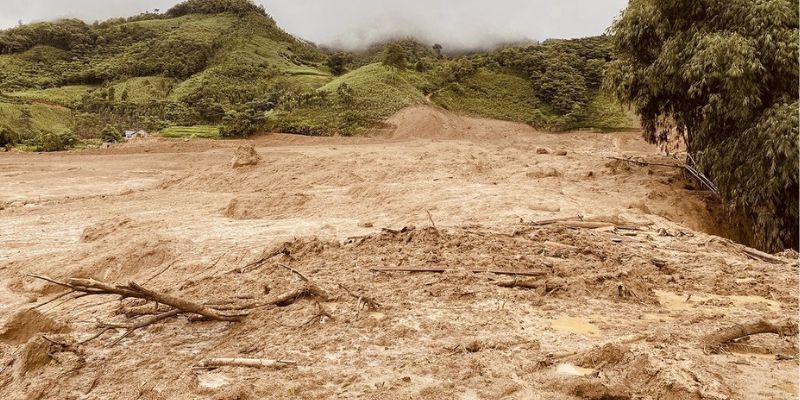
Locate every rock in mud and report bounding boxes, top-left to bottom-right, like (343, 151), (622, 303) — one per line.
(231, 145), (262, 168)
(536, 147), (551, 154)
(556, 150), (568, 156)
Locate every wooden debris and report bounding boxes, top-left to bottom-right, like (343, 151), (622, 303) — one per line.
(100, 309), (182, 346)
(702, 319), (799, 353)
(29, 275), (246, 322)
(381, 226), (416, 235)
(426, 210), (437, 229)
(740, 246), (785, 265)
(200, 358), (296, 369)
(338, 283), (381, 313)
(530, 216), (583, 226)
(495, 278), (543, 290)
(277, 263), (309, 282)
(607, 156), (684, 169)
(214, 283), (330, 311)
(370, 267), (548, 277)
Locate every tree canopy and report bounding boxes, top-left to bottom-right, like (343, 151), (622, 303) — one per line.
(607, 0), (799, 251)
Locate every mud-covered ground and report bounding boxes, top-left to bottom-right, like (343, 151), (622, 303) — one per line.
(0, 107), (797, 399)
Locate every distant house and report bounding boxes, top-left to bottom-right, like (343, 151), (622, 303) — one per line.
(124, 130), (149, 141)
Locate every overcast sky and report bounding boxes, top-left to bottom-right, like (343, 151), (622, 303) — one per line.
(0, 0), (628, 50)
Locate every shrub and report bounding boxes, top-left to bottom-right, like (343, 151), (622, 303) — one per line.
(220, 108), (265, 137)
(100, 124), (121, 142)
(35, 131), (79, 151)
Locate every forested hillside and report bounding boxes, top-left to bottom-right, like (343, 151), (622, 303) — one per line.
(0, 0), (634, 150)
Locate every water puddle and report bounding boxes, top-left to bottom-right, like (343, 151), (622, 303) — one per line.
(555, 363), (596, 377)
(550, 316), (600, 336)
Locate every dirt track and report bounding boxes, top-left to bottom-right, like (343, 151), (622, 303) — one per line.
(0, 107), (797, 399)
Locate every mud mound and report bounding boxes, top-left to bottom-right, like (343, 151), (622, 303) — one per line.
(231, 145), (262, 168)
(382, 106), (539, 140)
(81, 216), (134, 242)
(0, 310), (68, 345)
(12, 338), (52, 379)
(223, 193), (311, 220)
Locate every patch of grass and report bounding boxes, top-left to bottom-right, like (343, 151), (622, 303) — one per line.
(7, 85), (96, 107)
(160, 125), (221, 138)
(268, 63), (429, 135)
(433, 69), (541, 123)
(0, 102), (72, 134)
(113, 77), (175, 102)
(578, 93), (639, 131)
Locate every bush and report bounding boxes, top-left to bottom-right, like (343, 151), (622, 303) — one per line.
(220, 108), (265, 137)
(0, 127), (19, 147)
(35, 131), (79, 151)
(100, 124), (121, 142)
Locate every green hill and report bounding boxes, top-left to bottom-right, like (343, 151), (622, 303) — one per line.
(0, 0), (636, 151)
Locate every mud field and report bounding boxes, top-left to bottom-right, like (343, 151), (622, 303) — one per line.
(1, 107), (797, 399)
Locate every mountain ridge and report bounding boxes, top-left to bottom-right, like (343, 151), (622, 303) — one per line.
(0, 0), (635, 151)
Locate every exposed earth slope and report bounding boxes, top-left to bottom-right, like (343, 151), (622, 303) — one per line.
(0, 107), (797, 399)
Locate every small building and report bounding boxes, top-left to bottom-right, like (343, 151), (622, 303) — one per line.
(124, 130), (149, 141)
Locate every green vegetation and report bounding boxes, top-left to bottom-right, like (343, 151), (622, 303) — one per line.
(608, 0), (798, 251)
(161, 125), (221, 139)
(434, 68), (541, 123)
(0, 0), (634, 151)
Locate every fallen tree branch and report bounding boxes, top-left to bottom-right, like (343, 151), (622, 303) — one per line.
(555, 221), (652, 230)
(607, 156), (684, 169)
(370, 267), (548, 277)
(740, 247), (785, 265)
(495, 278), (543, 290)
(702, 320), (799, 353)
(29, 275), (245, 322)
(101, 309), (183, 346)
(495, 278), (564, 293)
(213, 283), (330, 311)
(200, 358), (296, 369)
(277, 263), (309, 282)
(529, 216), (583, 226)
(128, 282), (244, 322)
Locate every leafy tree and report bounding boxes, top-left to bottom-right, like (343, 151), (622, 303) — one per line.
(607, 0), (799, 251)
(327, 52), (351, 76)
(432, 43), (443, 59)
(382, 43), (407, 70)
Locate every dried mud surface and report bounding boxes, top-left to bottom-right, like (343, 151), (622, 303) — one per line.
(0, 107), (797, 399)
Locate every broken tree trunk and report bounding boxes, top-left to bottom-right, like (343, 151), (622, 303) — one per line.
(702, 320), (799, 353)
(370, 267), (548, 277)
(740, 247), (785, 265)
(200, 358), (296, 369)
